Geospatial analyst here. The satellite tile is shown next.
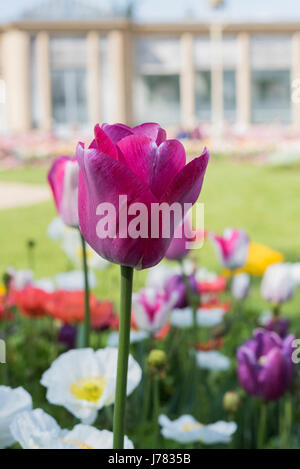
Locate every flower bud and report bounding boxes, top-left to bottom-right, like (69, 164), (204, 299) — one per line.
(147, 349), (167, 375)
(223, 391), (241, 413)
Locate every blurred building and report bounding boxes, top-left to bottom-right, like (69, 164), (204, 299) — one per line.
(0, 0), (300, 133)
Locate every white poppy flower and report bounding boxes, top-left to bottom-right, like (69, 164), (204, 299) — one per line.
(195, 267), (217, 283)
(159, 414), (237, 444)
(55, 270), (97, 291)
(47, 218), (109, 271)
(0, 386), (32, 448)
(107, 330), (149, 347)
(33, 278), (55, 293)
(41, 348), (142, 424)
(170, 307), (224, 329)
(11, 408), (134, 449)
(195, 351), (231, 371)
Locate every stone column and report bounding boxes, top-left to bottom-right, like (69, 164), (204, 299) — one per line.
(87, 31), (101, 125)
(108, 29), (133, 125)
(180, 33), (195, 129)
(36, 31), (52, 131)
(236, 33), (251, 129)
(1, 29), (31, 132)
(210, 23), (224, 138)
(291, 32), (300, 130)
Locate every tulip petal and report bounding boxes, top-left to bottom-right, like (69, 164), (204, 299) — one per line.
(237, 347), (259, 396)
(101, 123), (133, 143)
(258, 349), (293, 400)
(94, 124), (118, 160)
(150, 140), (186, 200)
(132, 123), (167, 145)
(117, 136), (186, 200)
(161, 147), (209, 206)
(77, 145), (170, 269)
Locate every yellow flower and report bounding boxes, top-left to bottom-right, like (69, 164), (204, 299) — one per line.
(0, 285), (5, 296)
(223, 242), (284, 277)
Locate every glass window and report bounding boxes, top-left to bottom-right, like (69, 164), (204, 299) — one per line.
(134, 37), (180, 125)
(195, 71), (211, 121)
(251, 70), (291, 123)
(224, 70), (236, 122)
(50, 36), (87, 127)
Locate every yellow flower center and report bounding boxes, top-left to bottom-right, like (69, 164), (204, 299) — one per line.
(259, 356), (267, 365)
(182, 422), (203, 432)
(70, 376), (106, 402)
(60, 438), (93, 449)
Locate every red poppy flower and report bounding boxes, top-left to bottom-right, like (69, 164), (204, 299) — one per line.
(198, 276), (226, 294)
(91, 301), (115, 330)
(45, 290), (98, 323)
(15, 286), (49, 318)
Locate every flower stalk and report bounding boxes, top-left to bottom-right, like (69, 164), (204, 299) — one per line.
(113, 265), (134, 449)
(79, 231), (90, 348)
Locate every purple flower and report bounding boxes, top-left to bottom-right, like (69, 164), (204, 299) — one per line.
(58, 324), (77, 350)
(237, 329), (295, 401)
(265, 317), (290, 338)
(165, 274), (198, 309)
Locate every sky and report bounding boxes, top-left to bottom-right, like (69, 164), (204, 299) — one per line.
(1, 0), (300, 23)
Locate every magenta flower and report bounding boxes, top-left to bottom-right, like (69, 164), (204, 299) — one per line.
(48, 156), (79, 227)
(210, 228), (249, 270)
(132, 287), (177, 333)
(237, 329), (295, 401)
(165, 216), (196, 261)
(265, 317), (290, 338)
(165, 273), (198, 309)
(76, 123), (209, 269)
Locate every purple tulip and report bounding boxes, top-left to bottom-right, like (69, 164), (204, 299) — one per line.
(165, 216), (196, 261)
(265, 317), (290, 338)
(58, 324), (77, 350)
(48, 156), (79, 227)
(237, 329), (295, 401)
(76, 123), (209, 269)
(165, 273), (198, 309)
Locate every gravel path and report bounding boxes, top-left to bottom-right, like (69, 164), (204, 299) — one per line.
(0, 182), (51, 210)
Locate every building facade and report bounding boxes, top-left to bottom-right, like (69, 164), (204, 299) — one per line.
(1, 13), (300, 133)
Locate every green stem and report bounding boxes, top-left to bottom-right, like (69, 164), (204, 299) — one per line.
(113, 265), (134, 449)
(142, 367), (152, 424)
(257, 401), (267, 449)
(79, 232), (90, 348)
(282, 397), (292, 448)
(153, 374), (160, 448)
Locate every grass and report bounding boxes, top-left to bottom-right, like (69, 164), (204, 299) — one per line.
(0, 165), (48, 185)
(0, 159), (299, 314)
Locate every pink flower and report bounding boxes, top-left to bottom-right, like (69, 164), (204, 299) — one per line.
(210, 228), (249, 270)
(77, 123), (209, 269)
(48, 156), (79, 227)
(132, 287), (178, 333)
(165, 216), (196, 261)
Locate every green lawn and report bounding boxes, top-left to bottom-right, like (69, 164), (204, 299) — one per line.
(0, 159), (299, 314)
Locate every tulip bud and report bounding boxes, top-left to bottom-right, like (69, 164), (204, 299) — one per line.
(223, 391), (241, 413)
(147, 349), (167, 375)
